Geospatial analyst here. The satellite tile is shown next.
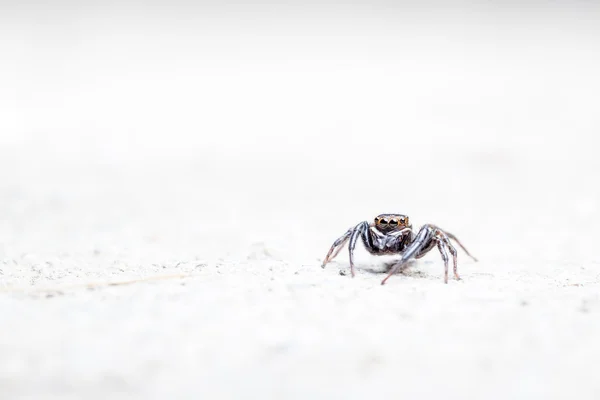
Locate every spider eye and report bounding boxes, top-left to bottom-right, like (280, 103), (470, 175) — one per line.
(399, 218), (405, 224)
(389, 219), (398, 226)
(379, 219), (388, 225)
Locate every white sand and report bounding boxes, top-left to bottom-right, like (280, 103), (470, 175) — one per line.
(1, 3), (600, 399)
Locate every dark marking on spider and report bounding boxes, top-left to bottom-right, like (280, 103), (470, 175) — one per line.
(321, 213), (477, 284)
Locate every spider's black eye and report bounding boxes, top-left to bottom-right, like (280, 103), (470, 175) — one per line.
(379, 219), (388, 225)
(399, 218), (405, 224)
(389, 219), (398, 226)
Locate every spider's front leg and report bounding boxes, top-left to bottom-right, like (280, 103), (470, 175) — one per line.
(381, 225), (436, 285)
(321, 221), (371, 278)
(347, 221), (371, 277)
(381, 224), (470, 284)
(321, 228), (352, 268)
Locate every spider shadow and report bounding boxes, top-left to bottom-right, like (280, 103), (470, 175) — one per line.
(340, 260), (429, 278)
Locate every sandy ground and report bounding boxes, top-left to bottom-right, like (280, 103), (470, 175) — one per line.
(1, 3), (600, 399)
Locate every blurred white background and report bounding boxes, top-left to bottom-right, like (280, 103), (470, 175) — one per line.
(1, 1), (600, 399)
(2, 1), (599, 240)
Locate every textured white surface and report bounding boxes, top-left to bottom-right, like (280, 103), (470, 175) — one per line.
(1, 3), (600, 399)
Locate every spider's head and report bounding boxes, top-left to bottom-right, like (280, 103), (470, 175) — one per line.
(374, 214), (410, 232)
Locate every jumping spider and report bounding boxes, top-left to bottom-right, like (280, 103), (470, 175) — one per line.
(321, 214), (477, 284)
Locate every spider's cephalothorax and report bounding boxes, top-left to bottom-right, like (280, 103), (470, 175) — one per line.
(321, 214), (477, 284)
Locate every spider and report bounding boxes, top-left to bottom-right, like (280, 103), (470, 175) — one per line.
(321, 214), (477, 284)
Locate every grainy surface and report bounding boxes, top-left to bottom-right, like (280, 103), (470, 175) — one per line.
(1, 3), (600, 399)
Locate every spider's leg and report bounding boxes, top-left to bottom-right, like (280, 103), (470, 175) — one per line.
(414, 238), (436, 259)
(381, 225), (435, 285)
(321, 228), (352, 268)
(438, 233), (460, 281)
(330, 238), (349, 260)
(444, 231), (478, 262)
(436, 239), (450, 284)
(348, 221), (370, 278)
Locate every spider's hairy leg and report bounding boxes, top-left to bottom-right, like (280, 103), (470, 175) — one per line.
(348, 221), (370, 278)
(438, 233), (460, 281)
(414, 237), (436, 259)
(381, 225), (435, 285)
(321, 228), (352, 268)
(444, 231), (478, 262)
(436, 240), (450, 284)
